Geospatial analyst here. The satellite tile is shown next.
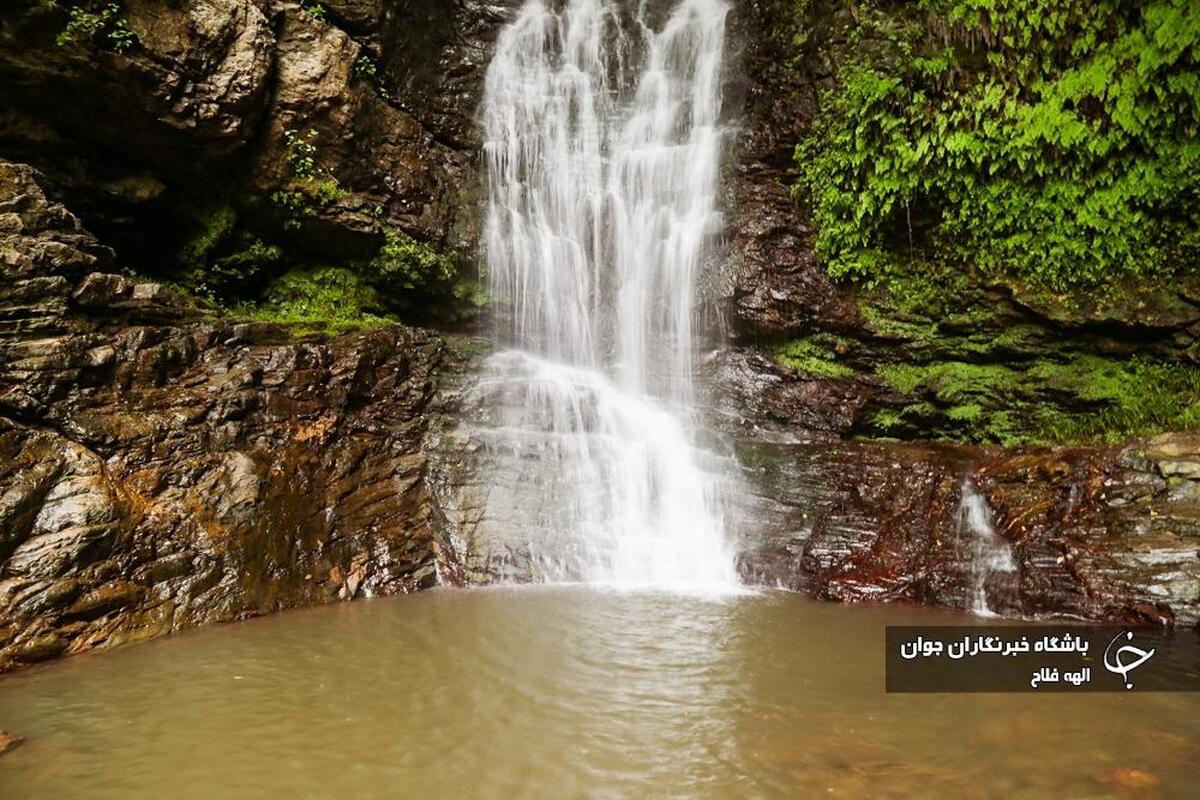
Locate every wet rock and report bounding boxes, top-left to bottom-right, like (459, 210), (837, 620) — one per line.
(0, 0), (274, 160)
(0, 730), (24, 757)
(0, 162), (114, 280)
(63, 580), (146, 621)
(1143, 433), (1200, 480)
(71, 273), (132, 309)
(8, 631), (68, 663)
(702, 348), (868, 437)
(131, 283), (170, 302)
(3, 441), (122, 581)
(729, 435), (1200, 623)
(0, 161), (480, 672)
(324, 0), (383, 35)
(1102, 767), (1161, 790)
(0, 0), (503, 281)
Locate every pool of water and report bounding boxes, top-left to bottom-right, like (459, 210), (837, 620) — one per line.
(0, 588), (1197, 798)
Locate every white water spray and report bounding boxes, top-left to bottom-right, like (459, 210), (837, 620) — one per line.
(475, 0), (739, 589)
(956, 478), (1017, 616)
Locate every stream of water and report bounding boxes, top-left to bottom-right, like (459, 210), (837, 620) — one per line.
(474, 0), (739, 589)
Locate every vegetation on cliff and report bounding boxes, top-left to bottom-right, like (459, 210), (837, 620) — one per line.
(47, 0), (136, 52)
(795, 0), (1200, 290)
(771, 0), (1200, 445)
(230, 266), (398, 336)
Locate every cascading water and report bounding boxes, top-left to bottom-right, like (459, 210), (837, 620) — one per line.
(956, 478), (1018, 616)
(471, 0), (740, 590)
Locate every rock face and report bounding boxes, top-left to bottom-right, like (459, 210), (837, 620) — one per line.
(0, 160), (478, 671)
(723, 1), (858, 337)
(0, 730), (23, 756)
(0, 0), (519, 288)
(731, 436), (1200, 624)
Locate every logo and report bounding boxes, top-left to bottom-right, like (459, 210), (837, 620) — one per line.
(1104, 630), (1156, 690)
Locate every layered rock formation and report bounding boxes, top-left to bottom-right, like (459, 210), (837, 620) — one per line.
(710, 1), (1199, 624)
(0, 160), (476, 671)
(732, 435), (1200, 624)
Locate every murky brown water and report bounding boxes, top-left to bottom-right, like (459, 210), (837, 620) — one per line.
(0, 587), (1197, 798)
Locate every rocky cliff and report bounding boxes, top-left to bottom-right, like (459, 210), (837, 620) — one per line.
(0, 0), (518, 322)
(710, 0), (1199, 623)
(0, 159), (482, 670)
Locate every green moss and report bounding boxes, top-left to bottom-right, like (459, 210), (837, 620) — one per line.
(868, 355), (1200, 445)
(372, 227), (458, 290)
(1031, 358), (1200, 443)
(858, 301), (940, 344)
(773, 339), (856, 378)
(230, 266), (396, 336)
(876, 361), (1021, 402)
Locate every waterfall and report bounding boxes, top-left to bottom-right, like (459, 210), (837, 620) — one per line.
(956, 478), (1017, 616)
(472, 0), (739, 590)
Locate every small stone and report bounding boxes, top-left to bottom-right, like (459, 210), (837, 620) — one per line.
(85, 344), (116, 368)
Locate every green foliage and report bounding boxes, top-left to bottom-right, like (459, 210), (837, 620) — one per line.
(1031, 357), (1200, 443)
(273, 128), (346, 230)
(355, 55), (391, 100)
(770, 0), (814, 60)
(203, 239), (281, 297)
(312, 178), (347, 206)
(53, 1), (136, 51)
(773, 338), (856, 378)
(354, 56), (377, 79)
(284, 128), (320, 180)
(270, 190), (311, 231)
(372, 227), (459, 290)
(172, 207), (283, 299)
(796, 0), (1200, 289)
(299, 0), (326, 22)
(877, 360), (1020, 399)
(231, 266), (395, 335)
